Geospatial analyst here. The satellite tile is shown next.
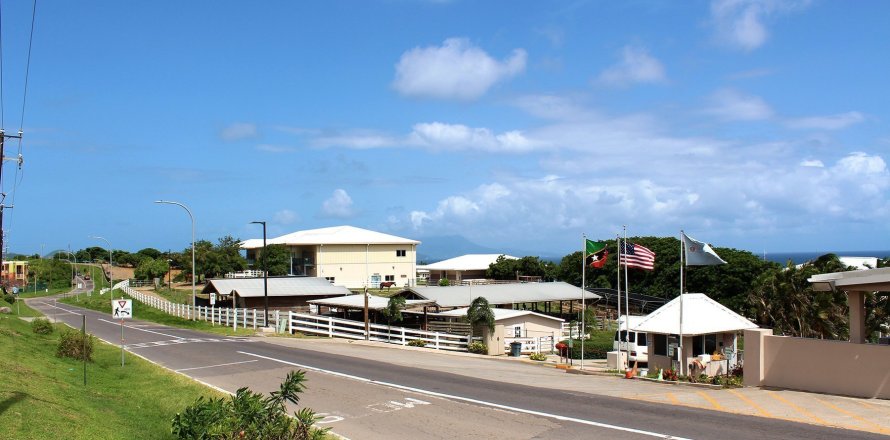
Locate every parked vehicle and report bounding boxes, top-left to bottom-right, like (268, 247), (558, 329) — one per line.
(614, 315), (648, 364)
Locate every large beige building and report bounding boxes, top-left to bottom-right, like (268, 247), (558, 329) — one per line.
(241, 225), (420, 289)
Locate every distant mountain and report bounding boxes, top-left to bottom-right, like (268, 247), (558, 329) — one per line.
(415, 235), (563, 264)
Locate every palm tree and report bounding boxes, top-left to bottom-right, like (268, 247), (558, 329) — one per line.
(466, 296), (495, 338)
(382, 296), (406, 341)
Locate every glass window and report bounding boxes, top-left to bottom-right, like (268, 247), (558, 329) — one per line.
(693, 335), (704, 355)
(396, 249), (407, 257)
(627, 332), (636, 343)
(385, 275), (395, 282)
(653, 334), (667, 356)
(704, 333), (717, 355)
(637, 332), (647, 346)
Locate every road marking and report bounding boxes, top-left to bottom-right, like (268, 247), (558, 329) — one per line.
(666, 392), (680, 405)
(37, 302), (83, 315)
(727, 389), (771, 418)
(695, 391), (723, 411)
(237, 351), (692, 440)
(127, 337), (251, 349)
(175, 359), (259, 373)
(368, 398), (432, 413)
(815, 398), (890, 434)
(97, 319), (184, 338)
(316, 413), (345, 425)
(766, 391), (827, 425)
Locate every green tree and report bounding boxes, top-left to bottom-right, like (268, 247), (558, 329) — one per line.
(134, 258), (170, 281)
(466, 296), (495, 338)
(137, 247), (162, 260)
(259, 244), (291, 276)
(381, 296), (406, 340)
(486, 255), (552, 280)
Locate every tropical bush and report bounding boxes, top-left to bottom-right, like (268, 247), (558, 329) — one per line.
(467, 341), (487, 354)
(407, 339), (427, 347)
(171, 370), (327, 440)
(528, 352), (547, 361)
(31, 318), (53, 335)
(57, 329), (94, 361)
(562, 339), (612, 360)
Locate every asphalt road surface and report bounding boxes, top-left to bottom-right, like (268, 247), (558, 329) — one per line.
(26, 292), (886, 440)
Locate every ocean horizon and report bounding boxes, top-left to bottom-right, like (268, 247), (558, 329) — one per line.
(763, 250), (890, 265)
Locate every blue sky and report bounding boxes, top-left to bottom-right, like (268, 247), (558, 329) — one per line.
(2, 0), (889, 257)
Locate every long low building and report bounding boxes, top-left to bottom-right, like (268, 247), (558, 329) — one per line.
(405, 282), (601, 309)
(202, 277), (352, 310)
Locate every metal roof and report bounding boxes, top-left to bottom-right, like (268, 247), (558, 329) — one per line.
(631, 293), (757, 336)
(418, 254), (518, 271)
(203, 277), (352, 298)
(809, 266), (890, 292)
(433, 307), (564, 323)
(308, 294), (434, 310)
(241, 225), (419, 249)
(407, 282), (600, 308)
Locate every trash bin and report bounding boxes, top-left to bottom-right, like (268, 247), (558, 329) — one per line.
(510, 341), (522, 357)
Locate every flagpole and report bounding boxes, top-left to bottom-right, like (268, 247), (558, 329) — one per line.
(623, 225), (630, 371)
(615, 232), (622, 371)
(580, 234), (586, 370)
(679, 230), (685, 377)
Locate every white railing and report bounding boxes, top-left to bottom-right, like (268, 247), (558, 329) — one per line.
(118, 280), (468, 351)
(561, 322), (590, 339)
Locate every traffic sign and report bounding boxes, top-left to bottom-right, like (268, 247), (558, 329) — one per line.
(112, 299), (132, 319)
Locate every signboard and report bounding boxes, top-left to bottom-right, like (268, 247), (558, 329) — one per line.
(112, 299), (132, 319)
(210, 293), (216, 305)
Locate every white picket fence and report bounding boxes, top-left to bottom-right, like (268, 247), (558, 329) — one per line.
(118, 280), (468, 352)
(505, 336), (555, 354)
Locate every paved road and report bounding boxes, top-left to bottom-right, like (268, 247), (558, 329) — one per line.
(26, 295), (887, 440)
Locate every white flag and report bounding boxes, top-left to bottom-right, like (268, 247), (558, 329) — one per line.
(683, 232), (727, 266)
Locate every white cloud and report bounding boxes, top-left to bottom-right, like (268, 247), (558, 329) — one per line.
(273, 209), (298, 225)
(799, 159), (824, 167)
(321, 189), (356, 218)
(596, 46), (666, 87)
(392, 38), (527, 100)
(407, 122), (537, 153)
(710, 0), (811, 51)
(706, 88), (773, 121)
(220, 122), (258, 141)
(785, 111), (865, 130)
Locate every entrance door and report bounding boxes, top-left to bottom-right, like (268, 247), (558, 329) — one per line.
(370, 274), (381, 289)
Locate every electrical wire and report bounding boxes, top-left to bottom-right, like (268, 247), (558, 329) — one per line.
(0, 0), (6, 130)
(19, 0), (36, 133)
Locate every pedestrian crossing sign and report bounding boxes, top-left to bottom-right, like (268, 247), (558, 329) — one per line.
(112, 299), (132, 319)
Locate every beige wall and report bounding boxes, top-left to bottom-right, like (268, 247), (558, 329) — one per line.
(497, 314), (562, 338)
(314, 244), (417, 289)
(745, 328), (890, 399)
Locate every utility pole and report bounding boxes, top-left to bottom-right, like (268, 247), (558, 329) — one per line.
(0, 130), (23, 286)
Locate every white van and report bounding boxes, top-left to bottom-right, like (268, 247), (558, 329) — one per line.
(614, 315), (648, 364)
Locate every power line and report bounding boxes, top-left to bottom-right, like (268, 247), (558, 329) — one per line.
(19, 0), (37, 133)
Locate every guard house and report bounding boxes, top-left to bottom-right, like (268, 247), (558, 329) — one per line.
(633, 293), (758, 375)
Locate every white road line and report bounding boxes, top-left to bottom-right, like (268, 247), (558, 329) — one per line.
(97, 319), (183, 339)
(36, 302), (83, 315)
(236, 351), (692, 440)
(175, 359), (259, 373)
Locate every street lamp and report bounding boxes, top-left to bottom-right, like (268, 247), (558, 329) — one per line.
(90, 236), (114, 297)
(250, 221), (269, 327)
(154, 200), (196, 320)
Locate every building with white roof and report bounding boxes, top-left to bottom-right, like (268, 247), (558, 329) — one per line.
(407, 282), (600, 309)
(241, 225), (420, 289)
(418, 254), (518, 285)
(632, 293), (758, 374)
(203, 277), (352, 310)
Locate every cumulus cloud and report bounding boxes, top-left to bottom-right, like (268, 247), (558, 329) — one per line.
(785, 111), (865, 130)
(220, 122), (258, 141)
(596, 46), (666, 87)
(273, 209), (299, 225)
(710, 0), (811, 51)
(392, 38), (527, 100)
(407, 122), (537, 153)
(321, 189), (356, 218)
(706, 88), (773, 121)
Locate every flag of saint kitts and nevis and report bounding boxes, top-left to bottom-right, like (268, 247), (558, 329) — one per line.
(585, 239), (608, 268)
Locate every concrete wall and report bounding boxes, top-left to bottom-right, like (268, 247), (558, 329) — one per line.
(745, 328), (890, 399)
(314, 244), (416, 289)
(496, 314), (562, 338)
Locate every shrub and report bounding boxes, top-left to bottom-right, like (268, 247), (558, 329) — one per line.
(57, 329), (94, 361)
(563, 339), (612, 360)
(437, 278), (450, 287)
(467, 341), (487, 354)
(171, 370), (328, 440)
(2, 293), (15, 304)
(529, 352), (547, 361)
(31, 318), (54, 335)
(407, 339), (427, 347)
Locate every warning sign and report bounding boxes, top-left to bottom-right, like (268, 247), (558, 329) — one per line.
(112, 299), (132, 319)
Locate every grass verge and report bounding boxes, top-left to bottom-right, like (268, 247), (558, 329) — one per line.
(60, 291), (256, 337)
(0, 312), (227, 439)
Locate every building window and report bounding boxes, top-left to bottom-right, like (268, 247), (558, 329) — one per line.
(653, 334), (667, 356)
(385, 275), (395, 282)
(325, 277), (335, 284)
(396, 249), (406, 257)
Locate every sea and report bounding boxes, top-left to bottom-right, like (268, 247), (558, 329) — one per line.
(763, 250), (890, 265)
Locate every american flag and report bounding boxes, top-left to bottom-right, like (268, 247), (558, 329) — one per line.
(619, 241), (656, 270)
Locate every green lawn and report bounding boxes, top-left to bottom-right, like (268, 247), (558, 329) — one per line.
(60, 291), (255, 337)
(0, 312), (227, 439)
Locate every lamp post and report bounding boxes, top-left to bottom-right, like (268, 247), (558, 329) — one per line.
(154, 200), (196, 320)
(250, 221), (269, 327)
(90, 236), (113, 297)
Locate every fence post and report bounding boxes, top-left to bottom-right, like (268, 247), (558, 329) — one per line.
(243, 308), (247, 328)
(327, 317), (333, 337)
(401, 328), (406, 345)
(253, 309), (257, 330)
(288, 311), (293, 334)
(435, 333), (440, 350)
(226, 308), (230, 327)
(233, 308), (238, 331)
(211, 305), (215, 326)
